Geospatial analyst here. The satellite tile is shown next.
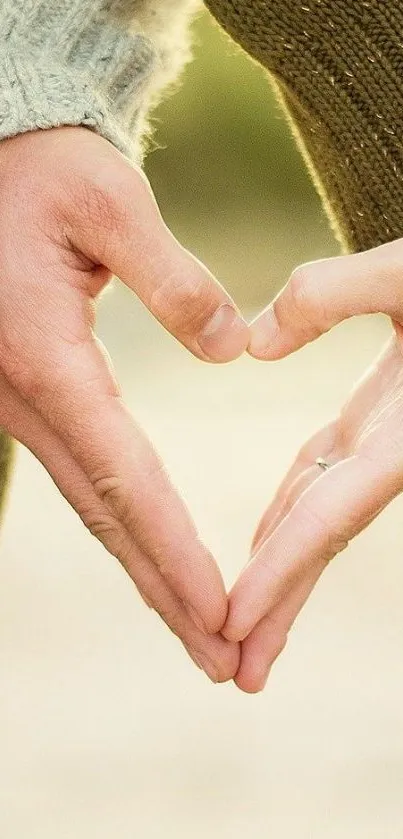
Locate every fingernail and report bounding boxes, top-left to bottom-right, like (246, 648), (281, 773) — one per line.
(185, 603), (208, 634)
(248, 306), (280, 359)
(187, 646), (219, 683)
(198, 304), (249, 362)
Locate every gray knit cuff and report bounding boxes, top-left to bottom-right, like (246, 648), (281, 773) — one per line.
(0, 47), (155, 162)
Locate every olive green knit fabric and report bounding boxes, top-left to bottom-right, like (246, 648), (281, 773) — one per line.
(204, 0), (403, 254)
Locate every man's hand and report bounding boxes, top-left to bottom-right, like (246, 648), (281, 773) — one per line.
(226, 240), (403, 692)
(0, 126), (248, 682)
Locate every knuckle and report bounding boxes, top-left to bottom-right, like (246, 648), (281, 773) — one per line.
(81, 508), (127, 553)
(157, 602), (184, 638)
(81, 505), (145, 580)
(288, 265), (325, 337)
(150, 271), (216, 336)
(92, 473), (131, 521)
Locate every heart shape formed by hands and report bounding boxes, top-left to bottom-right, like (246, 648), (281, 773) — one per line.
(1, 127), (403, 696)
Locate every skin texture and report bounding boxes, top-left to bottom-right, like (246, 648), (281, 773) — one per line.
(229, 241), (403, 692)
(0, 125), (250, 685)
(3, 125), (403, 696)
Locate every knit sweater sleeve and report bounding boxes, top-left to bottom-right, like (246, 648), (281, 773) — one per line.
(0, 0), (199, 164)
(203, 0), (403, 254)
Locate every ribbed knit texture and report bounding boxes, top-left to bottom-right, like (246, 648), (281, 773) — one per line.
(0, 0), (199, 523)
(204, 0), (403, 255)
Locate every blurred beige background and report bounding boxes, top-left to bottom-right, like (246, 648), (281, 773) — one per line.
(2, 12), (403, 838)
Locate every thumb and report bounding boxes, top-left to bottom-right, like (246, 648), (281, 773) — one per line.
(248, 238), (403, 359)
(64, 140), (249, 363)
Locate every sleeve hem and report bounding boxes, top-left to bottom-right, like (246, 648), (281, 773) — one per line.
(0, 50), (141, 161)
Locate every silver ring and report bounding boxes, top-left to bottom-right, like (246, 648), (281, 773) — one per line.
(316, 457), (331, 471)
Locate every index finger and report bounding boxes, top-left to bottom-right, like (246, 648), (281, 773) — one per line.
(6, 330), (228, 635)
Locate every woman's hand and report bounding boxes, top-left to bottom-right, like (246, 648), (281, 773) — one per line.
(225, 239), (403, 693)
(0, 125), (249, 683)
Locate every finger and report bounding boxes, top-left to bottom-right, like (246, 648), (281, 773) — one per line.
(104, 540), (239, 684)
(0, 373), (240, 683)
(238, 486), (388, 692)
(224, 449), (402, 642)
(4, 329), (229, 635)
(234, 563), (323, 693)
(251, 422), (338, 555)
(62, 143), (249, 363)
(248, 238), (403, 359)
(251, 463), (325, 558)
(251, 336), (402, 558)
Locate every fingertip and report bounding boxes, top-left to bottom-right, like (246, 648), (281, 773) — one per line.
(221, 578), (266, 642)
(246, 343), (286, 362)
(247, 305), (283, 360)
(182, 544), (229, 636)
(215, 639), (242, 683)
(236, 615), (288, 693)
(221, 624), (245, 643)
(247, 305), (307, 361)
(196, 305), (249, 363)
(216, 591), (230, 633)
(233, 671), (269, 694)
(191, 637), (241, 684)
(233, 643), (272, 693)
(221, 604), (252, 643)
(195, 591), (229, 636)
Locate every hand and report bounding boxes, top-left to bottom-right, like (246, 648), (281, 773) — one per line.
(0, 126), (249, 683)
(224, 239), (403, 692)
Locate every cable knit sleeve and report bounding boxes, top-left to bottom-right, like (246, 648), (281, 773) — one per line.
(0, 0), (200, 163)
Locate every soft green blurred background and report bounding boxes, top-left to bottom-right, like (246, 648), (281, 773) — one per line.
(145, 12), (338, 310)
(2, 11), (403, 839)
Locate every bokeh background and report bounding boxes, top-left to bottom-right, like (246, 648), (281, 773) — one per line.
(1, 11), (403, 839)
(145, 12), (338, 309)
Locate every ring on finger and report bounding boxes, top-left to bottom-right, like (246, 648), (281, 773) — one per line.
(316, 456), (331, 471)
